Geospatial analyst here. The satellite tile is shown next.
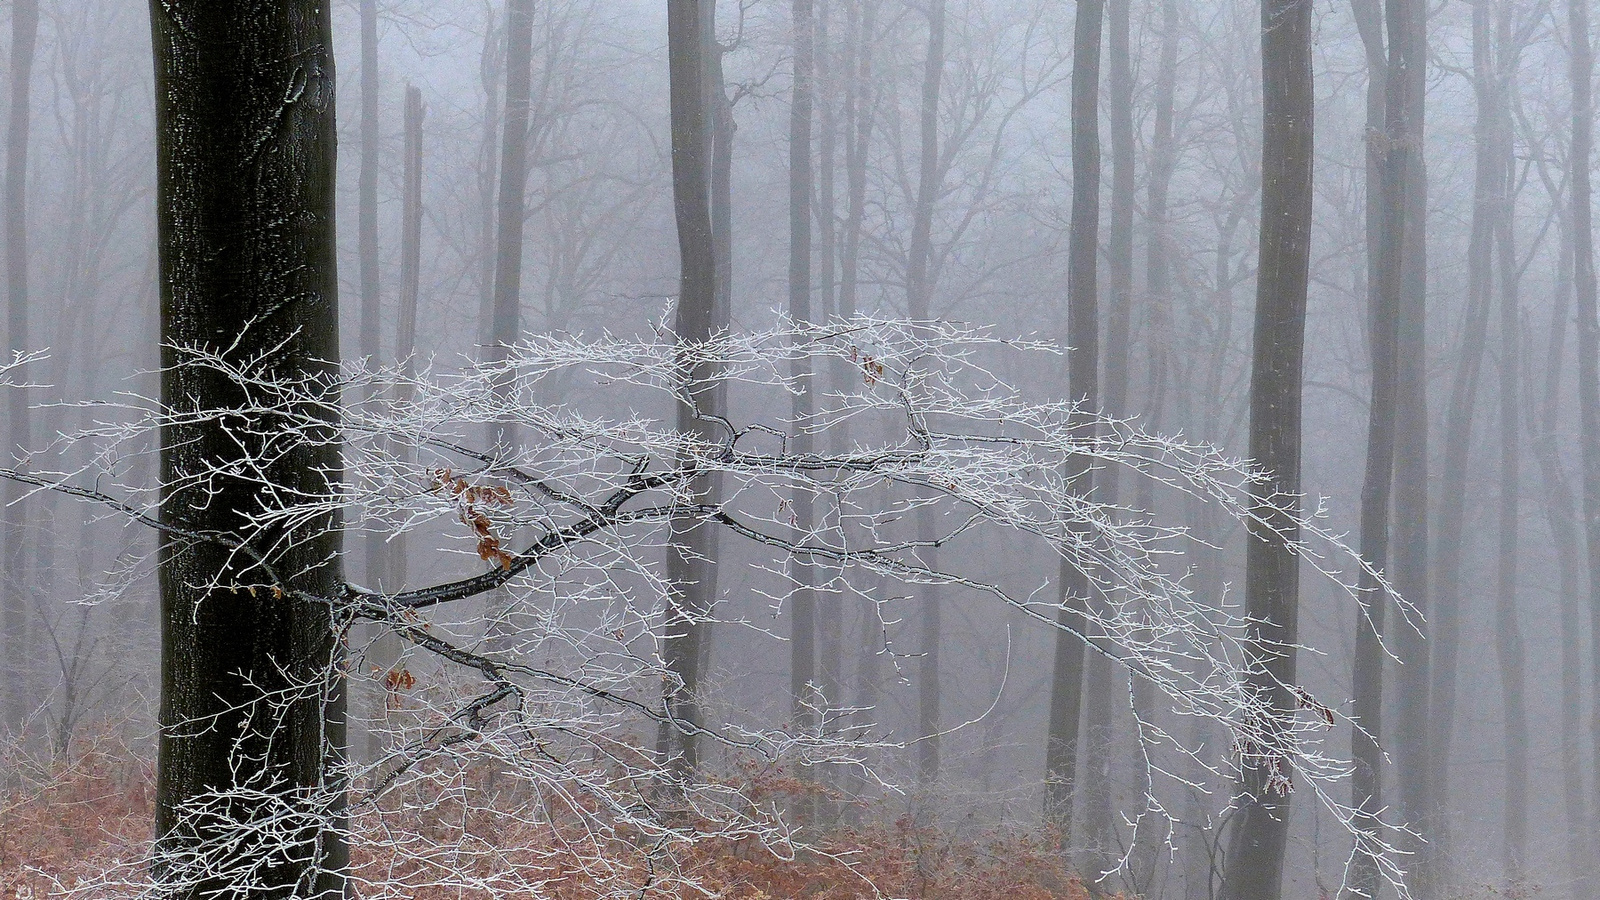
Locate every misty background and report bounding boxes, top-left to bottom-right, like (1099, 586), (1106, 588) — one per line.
(0, 0), (1586, 897)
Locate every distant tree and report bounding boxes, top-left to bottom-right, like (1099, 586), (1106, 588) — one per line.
(1343, 0), (1413, 893)
(1044, 0), (1101, 838)
(1569, 0), (1600, 873)
(658, 0), (719, 784)
(485, 0), (536, 448)
(907, 0), (946, 787)
(1, 0), (39, 735)
(1219, 0), (1315, 897)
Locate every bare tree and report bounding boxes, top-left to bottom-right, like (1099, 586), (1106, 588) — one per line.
(485, 0), (536, 447)
(1, 0), (39, 735)
(788, 0), (821, 791)
(358, 0), (386, 592)
(906, 0), (946, 787)
(147, 1), (346, 895)
(658, 0), (718, 783)
(1219, 0), (1315, 895)
(1489, 0), (1528, 871)
(1570, 0), (1600, 874)
(1344, 0), (1414, 893)
(1044, 0), (1101, 839)
(1428, 1), (1499, 876)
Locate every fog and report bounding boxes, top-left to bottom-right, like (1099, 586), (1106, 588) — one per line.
(0, 1), (1590, 899)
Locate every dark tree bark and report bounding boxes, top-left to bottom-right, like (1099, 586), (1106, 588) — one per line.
(1044, 0), (1102, 837)
(659, 0), (717, 784)
(0, 0), (38, 734)
(148, 2), (346, 896)
(1219, 0), (1314, 896)
(485, 0), (536, 448)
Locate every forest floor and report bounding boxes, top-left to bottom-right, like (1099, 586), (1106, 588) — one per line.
(0, 730), (1091, 900)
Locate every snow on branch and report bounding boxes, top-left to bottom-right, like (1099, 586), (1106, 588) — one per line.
(3, 317), (1416, 898)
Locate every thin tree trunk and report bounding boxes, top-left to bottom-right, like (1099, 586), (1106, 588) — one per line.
(1146, 0), (1191, 891)
(1045, 0), (1102, 838)
(815, 0), (844, 723)
(839, 0), (875, 326)
(358, 0), (386, 586)
(695, 0), (734, 685)
(1389, 0), (1431, 878)
(367, 85), (424, 765)
(1571, 0), (1600, 876)
(1528, 209), (1587, 900)
(786, 0), (820, 795)
(1428, 2), (1499, 878)
(907, 0), (946, 787)
(840, 0), (879, 814)
(0, 0), (38, 734)
(478, 0), (535, 650)
(149, 2), (346, 895)
(1077, 0), (1133, 876)
(1219, 0), (1314, 896)
(1490, 32), (1527, 870)
(1344, 0), (1411, 892)
(359, 0), (381, 368)
(486, 0), (536, 447)
(475, 9), (504, 349)
(658, 0), (717, 788)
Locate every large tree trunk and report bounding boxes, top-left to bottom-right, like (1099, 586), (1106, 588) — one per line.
(0, 0), (38, 734)
(149, 2), (346, 895)
(659, 0), (718, 786)
(1044, 0), (1102, 838)
(1219, 0), (1314, 896)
